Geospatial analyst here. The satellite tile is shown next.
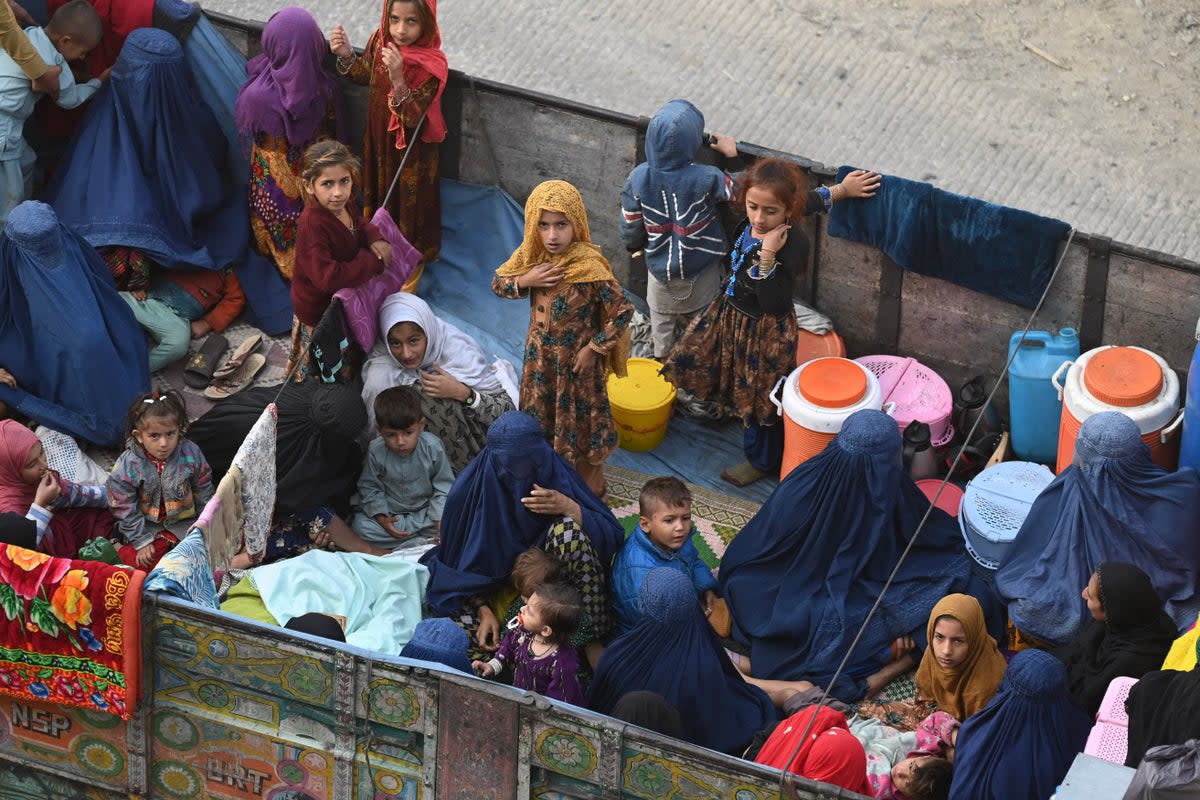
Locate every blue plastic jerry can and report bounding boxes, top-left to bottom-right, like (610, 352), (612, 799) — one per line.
(1007, 328), (1079, 465)
(1179, 318), (1200, 473)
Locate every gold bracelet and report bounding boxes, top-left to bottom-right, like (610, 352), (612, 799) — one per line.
(335, 54), (356, 74)
(388, 88), (413, 108)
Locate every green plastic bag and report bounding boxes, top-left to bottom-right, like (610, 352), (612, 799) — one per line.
(77, 537), (120, 565)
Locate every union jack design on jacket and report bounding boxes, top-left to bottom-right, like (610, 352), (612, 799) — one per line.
(620, 99), (733, 283)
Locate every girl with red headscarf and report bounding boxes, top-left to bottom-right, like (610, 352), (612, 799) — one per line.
(0, 420), (115, 557)
(329, 0), (447, 289)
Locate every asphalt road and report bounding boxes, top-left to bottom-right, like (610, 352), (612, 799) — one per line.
(202, 0), (1200, 264)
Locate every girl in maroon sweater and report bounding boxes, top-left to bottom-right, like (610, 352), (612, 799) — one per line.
(287, 140), (391, 380)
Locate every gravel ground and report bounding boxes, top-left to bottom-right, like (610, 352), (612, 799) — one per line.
(203, 0), (1200, 262)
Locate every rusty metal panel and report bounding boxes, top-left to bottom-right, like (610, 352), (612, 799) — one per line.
(436, 681), (520, 800)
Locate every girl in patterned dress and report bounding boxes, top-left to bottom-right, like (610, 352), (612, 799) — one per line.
(492, 180), (633, 496)
(329, 0), (447, 287)
(665, 158), (820, 486)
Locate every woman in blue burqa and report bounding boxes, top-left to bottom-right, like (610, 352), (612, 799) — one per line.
(422, 411), (624, 664)
(996, 411), (1200, 647)
(0, 201), (147, 446)
(718, 408), (974, 702)
(589, 568), (777, 755)
(948, 648), (1091, 800)
(45, 27), (246, 291)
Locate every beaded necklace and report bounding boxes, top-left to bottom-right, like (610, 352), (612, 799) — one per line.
(725, 225), (761, 297)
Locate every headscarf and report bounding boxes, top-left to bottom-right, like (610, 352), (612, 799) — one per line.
(496, 180), (620, 284)
(46, 28), (248, 273)
(997, 411), (1200, 646)
(915, 594), (1008, 721)
(495, 180), (630, 375)
(234, 7), (343, 145)
(1125, 637), (1200, 767)
(718, 409), (972, 701)
(588, 569), (776, 756)
(755, 704), (871, 795)
(361, 292), (504, 412)
(949, 649), (1092, 800)
(421, 412), (623, 615)
(1054, 561), (1178, 716)
(0, 202), (148, 446)
(0, 421), (110, 555)
(285, 612), (346, 643)
(188, 382), (366, 515)
(0, 421), (40, 513)
(366, 0), (448, 146)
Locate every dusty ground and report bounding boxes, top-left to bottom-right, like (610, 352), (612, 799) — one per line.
(206, 0), (1200, 261)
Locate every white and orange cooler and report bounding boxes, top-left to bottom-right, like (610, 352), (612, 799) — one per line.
(1051, 345), (1182, 473)
(773, 357), (885, 480)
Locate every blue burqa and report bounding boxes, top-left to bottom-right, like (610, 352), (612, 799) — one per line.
(949, 649), (1092, 800)
(0, 201), (148, 446)
(996, 411), (1200, 646)
(589, 568), (776, 755)
(45, 27), (247, 273)
(421, 412), (624, 615)
(718, 409), (972, 701)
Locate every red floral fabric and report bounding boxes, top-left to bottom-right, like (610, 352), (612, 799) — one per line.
(0, 546), (143, 718)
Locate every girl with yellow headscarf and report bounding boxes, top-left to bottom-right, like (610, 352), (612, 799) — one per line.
(493, 180), (632, 495)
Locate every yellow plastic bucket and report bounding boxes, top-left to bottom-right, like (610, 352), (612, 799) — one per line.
(606, 357), (677, 451)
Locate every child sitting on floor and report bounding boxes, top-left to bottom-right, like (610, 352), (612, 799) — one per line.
(472, 581), (586, 706)
(610, 476), (716, 634)
(351, 385), (453, 549)
(122, 267), (246, 373)
(107, 391), (213, 569)
(0, 0), (109, 222)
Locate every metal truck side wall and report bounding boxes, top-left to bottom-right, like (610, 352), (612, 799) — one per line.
(0, 597), (865, 799)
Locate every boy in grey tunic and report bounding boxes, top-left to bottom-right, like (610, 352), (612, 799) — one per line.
(352, 386), (453, 549)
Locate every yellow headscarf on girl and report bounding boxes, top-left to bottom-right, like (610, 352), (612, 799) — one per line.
(496, 180), (617, 284)
(915, 593), (1008, 721)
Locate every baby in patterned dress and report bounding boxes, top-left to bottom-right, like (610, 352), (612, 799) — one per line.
(471, 582), (585, 706)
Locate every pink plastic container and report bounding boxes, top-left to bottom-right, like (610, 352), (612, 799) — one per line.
(856, 355), (955, 446)
(1083, 722), (1128, 765)
(1095, 676), (1138, 726)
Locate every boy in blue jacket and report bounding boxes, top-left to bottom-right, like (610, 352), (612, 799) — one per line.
(610, 476), (717, 634)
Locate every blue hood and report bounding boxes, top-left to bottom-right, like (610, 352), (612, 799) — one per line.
(645, 99), (704, 171)
(619, 99), (732, 282)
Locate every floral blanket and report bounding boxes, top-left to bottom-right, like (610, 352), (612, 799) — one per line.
(0, 545), (143, 718)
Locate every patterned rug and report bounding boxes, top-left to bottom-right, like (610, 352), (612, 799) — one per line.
(602, 464), (761, 570)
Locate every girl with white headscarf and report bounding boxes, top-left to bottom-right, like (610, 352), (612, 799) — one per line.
(361, 292), (517, 472)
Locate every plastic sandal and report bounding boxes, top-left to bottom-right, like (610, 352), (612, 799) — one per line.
(203, 353), (266, 400)
(211, 332), (263, 381)
(183, 333), (229, 388)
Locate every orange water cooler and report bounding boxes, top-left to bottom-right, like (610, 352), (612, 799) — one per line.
(1051, 345), (1182, 473)
(773, 357), (885, 480)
